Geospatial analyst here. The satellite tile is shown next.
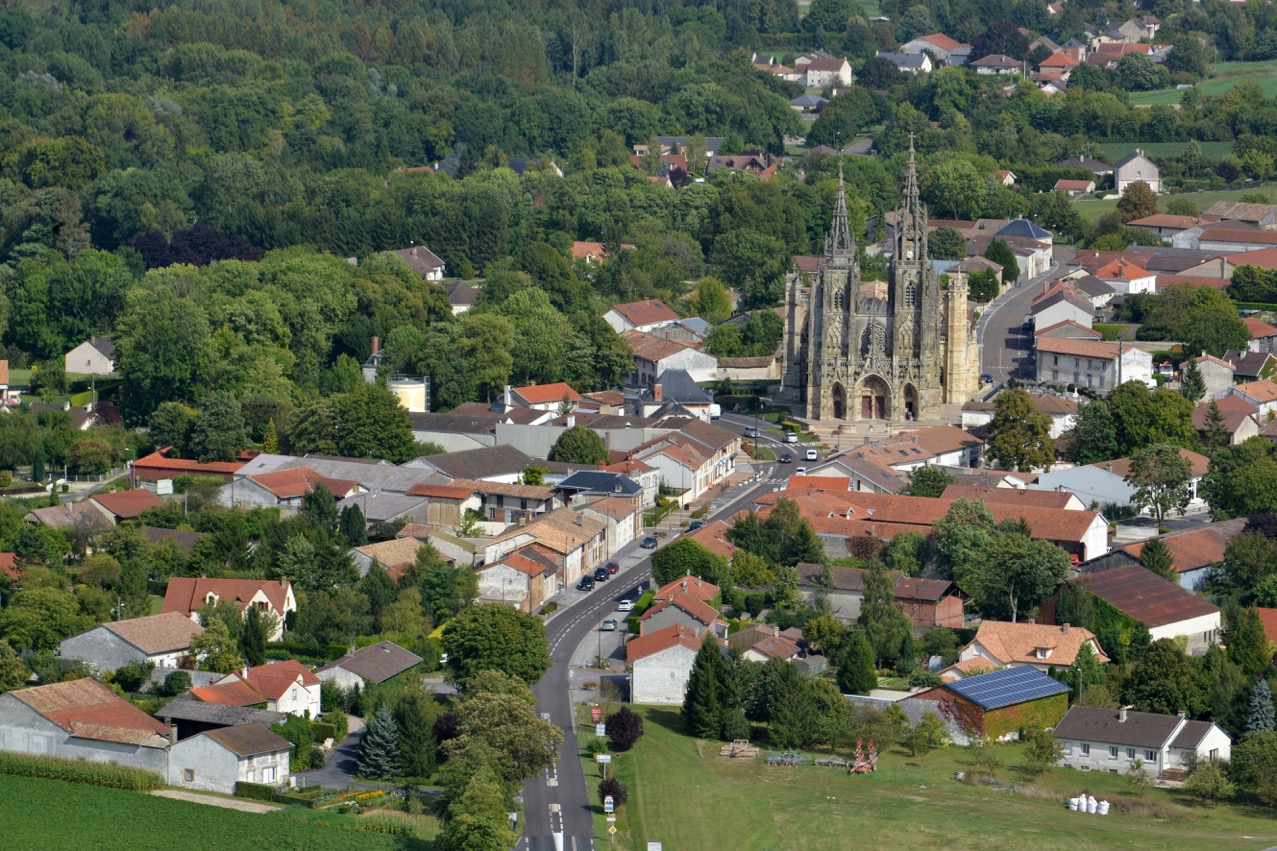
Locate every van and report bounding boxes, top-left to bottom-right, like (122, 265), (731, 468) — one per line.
(805, 448), (819, 462)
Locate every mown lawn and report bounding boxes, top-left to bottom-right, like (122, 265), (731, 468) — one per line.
(1072, 181), (1277, 223)
(1128, 60), (1277, 105)
(0, 775), (427, 850)
(596, 707), (1277, 850)
(1094, 141), (1233, 161)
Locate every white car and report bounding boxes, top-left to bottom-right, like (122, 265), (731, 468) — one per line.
(617, 599), (635, 612)
(795, 466), (808, 474)
(784, 432), (798, 443)
(805, 448), (819, 461)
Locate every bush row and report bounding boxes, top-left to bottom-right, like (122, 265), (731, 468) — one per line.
(0, 752), (164, 791)
(354, 812), (417, 836)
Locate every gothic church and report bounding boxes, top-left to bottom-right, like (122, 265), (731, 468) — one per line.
(781, 144), (978, 422)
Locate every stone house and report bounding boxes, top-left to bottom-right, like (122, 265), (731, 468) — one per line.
(314, 640), (423, 691)
(1114, 150), (1160, 194)
(913, 666), (1070, 742)
(475, 547), (559, 612)
(60, 612), (204, 674)
(168, 724), (292, 794)
(163, 578), (296, 641)
(627, 624), (706, 705)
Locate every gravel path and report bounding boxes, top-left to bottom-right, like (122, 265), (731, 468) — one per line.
(151, 789), (281, 813)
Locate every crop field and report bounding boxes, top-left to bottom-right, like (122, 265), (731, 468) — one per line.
(1128, 60), (1277, 105)
(1072, 182), (1277, 223)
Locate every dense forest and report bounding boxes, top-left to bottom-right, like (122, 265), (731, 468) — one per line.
(2, 0), (1277, 434)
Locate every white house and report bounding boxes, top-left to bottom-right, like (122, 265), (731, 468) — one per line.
(1094, 258), (1156, 295)
(1222, 379), (1277, 419)
(1034, 448), (1211, 514)
(193, 661), (322, 718)
(64, 336), (116, 376)
(900, 33), (972, 66)
(387, 245), (446, 281)
(1114, 150), (1160, 194)
(1031, 284), (1095, 331)
(1054, 706), (1230, 777)
(627, 624), (706, 705)
(163, 578), (296, 642)
(1036, 337), (1153, 393)
(168, 724), (292, 794)
(957, 621), (1109, 676)
(801, 56), (853, 87)
(60, 612), (204, 674)
(603, 299), (680, 334)
(621, 330), (718, 386)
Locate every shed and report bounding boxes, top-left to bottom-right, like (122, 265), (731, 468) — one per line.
(914, 666), (1070, 741)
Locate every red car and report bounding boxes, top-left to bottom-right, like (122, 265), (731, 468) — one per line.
(606, 561), (620, 575)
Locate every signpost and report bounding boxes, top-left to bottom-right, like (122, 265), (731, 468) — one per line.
(604, 795), (614, 813)
(596, 723), (606, 737)
(591, 706), (602, 724)
(595, 752), (611, 780)
(605, 797), (616, 845)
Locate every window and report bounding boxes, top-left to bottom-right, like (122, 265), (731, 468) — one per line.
(1126, 748), (1135, 760)
(1210, 748), (1220, 761)
(1109, 746), (1119, 759)
(183, 769), (195, 782)
(263, 766), (276, 783)
(1063, 742), (1073, 754)
(1145, 750), (1157, 762)
(904, 283), (916, 308)
(291, 688), (298, 701)
(1074, 358), (1080, 368)
(1081, 743), (1090, 755)
(1099, 374), (1105, 388)
(1073, 371), (1080, 384)
(1086, 359), (1093, 370)
(1052, 355), (1059, 366)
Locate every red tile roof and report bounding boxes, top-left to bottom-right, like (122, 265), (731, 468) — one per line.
(608, 299), (679, 328)
(641, 591), (722, 629)
(248, 467), (357, 500)
(405, 481), (478, 499)
(1256, 608), (1277, 643)
(919, 32), (966, 50)
(0, 552), (20, 580)
(1121, 520), (1247, 574)
(1095, 259), (1152, 280)
(1055, 179), (1094, 191)
(940, 484), (1079, 509)
(132, 448), (247, 477)
(654, 574), (720, 603)
(90, 489), (166, 519)
(1233, 379), (1277, 404)
(681, 521), (734, 560)
(1245, 317), (1277, 339)
(12, 678), (171, 745)
(1035, 320), (1102, 339)
(513, 382), (581, 404)
(1126, 214), (1198, 229)
(191, 679), (268, 707)
(626, 623), (705, 662)
(1035, 336), (1124, 360)
(163, 578), (292, 618)
(102, 612), (204, 655)
(1226, 247), (1277, 269)
(966, 621), (1109, 667)
(242, 659), (319, 700)
(621, 329), (694, 362)
(1200, 227), (1277, 246)
(1097, 447), (1210, 479)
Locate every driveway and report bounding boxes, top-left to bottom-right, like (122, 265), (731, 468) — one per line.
(294, 713), (366, 790)
(151, 789), (280, 812)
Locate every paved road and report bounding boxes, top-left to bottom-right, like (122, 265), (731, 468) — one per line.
(976, 246), (1075, 385)
(519, 457), (780, 851)
(294, 714), (366, 790)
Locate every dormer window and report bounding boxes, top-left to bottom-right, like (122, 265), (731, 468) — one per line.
(1035, 647), (1051, 659)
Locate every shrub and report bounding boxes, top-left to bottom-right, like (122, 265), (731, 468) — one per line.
(311, 721), (337, 742)
(111, 659), (156, 694)
(0, 753), (163, 791)
(356, 812), (416, 835)
(598, 776), (627, 806)
(605, 707), (645, 751)
(906, 668), (943, 688)
(235, 781), (277, 801)
(156, 670), (192, 697)
(541, 601), (559, 615)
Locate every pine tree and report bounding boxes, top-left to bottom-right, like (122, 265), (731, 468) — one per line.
(339, 504), (368, 546)
(262, 418), (279, 454)
(394, 692), (439, 779)
(240, 605), (268, 667)
(31, 446), (45, 483)
(1228, 607), (1272, 678)
(1138, 538), (1178, 583)
(837, 631), (878, 695)
(358, 705), (403, 780)
(895, 630), (917, 675)
(682, 641), (725, 737)
(1246, 679), (1276, 736)
(1179, 359), (1206, 404)
(1202, 401), (1229, 455)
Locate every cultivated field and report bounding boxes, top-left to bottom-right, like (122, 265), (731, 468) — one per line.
(1128, 60), (1277, 105)
(1072, 182), (1277, 223)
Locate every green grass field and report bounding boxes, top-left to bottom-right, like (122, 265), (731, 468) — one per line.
(1072, 181), (1277, 223)
(1095, 141), (1233, 161)
(1128, 60), (1277, 105)
(594, 707), (1277, 850)
(0, 775), (425, 850)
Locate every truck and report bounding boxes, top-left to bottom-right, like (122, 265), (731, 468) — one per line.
(708, 403), (721, 419)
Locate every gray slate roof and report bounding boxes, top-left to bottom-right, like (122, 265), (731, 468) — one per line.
(1054, 705), (1187, 749)
(314, 640), (423, 684)
(157, 698), (286, 728)
(416, 444), (534, 481)
(555, 471), (643, 497)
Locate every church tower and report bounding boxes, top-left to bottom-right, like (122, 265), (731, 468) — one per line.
(802, 165), (859, 420)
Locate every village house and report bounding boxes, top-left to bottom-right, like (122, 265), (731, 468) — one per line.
(625, 369), (717, 422)
(486, 506), (607, 588)
(314, 640), (423, 691)
(627, 624), (707, 705)
(1120, 520), (1247, 591)
(64, 336), (116, 375)
(640, 589), (727, 639)
(795, 563), (964, 627)
(508, 382), (581, 413)
(131, 447), (250, 483)
(163, 578), (296, 641)
(1054, 706), (1230, 779)
(0, 679), (171, 772)
(1034, 448), (1210, 515)
(1244, 317), (1277, 354)
(167, 724), (292, 795)
(156, 699), (285, 743)
(351, 536), (425, 578)
(971, 54), (1023, 75)
(446, 281), (477, 315)
(1114, 150), (1160, 194)
(621, 330), (718, 387)
(875, 51), (933, 73)
(950, 621), (1108, 681)
(1192, 354), (1239, 398)
(1221, 350), (1274, 382)
(1221, 379), (1277, 419)
(961, 391), (1079, 439)
(1031, 282), (1095, 331)
(1043, 564), (1222, 654)
(60, 612), (204, 674)
(192, 660), (322, 718)
(1192, 396), (1259, 447)
(474, 547), (559, 612)
(386, 245), (446, 281)
(578, 496), (643, 553)
(87, 489), (167, 525)
(214, 466), (362, 514)
(940, 484), (1086, 511)
(1035, 337), (1154, 393)
(1126, 214), (1200, 240)
(900, 33), (972, 66)
(1054, 178), (1095, 196)
(602, 298), (681, 334)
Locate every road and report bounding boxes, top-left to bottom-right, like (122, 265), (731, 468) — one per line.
(519, 437), (781, 851)
(976, 246), (1074, 386)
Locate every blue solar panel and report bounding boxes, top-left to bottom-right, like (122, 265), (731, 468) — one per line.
(945, 666), (1069, 711)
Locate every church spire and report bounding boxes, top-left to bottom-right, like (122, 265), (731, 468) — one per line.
(897, 134), (927, 265)
(824, 163), (856, 266)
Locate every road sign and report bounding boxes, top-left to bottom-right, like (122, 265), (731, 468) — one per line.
(604, 795), (614, 813)
(595, 754), (612, 764)
(609, 826), (617, 835)
(591, 706), (602, 723)
(648, 843), (663, 850)
(607, 816), (616, 823)
(596, 723), (606, 736)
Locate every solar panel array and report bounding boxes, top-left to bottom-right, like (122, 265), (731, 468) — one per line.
(946, 666), (1070, 711)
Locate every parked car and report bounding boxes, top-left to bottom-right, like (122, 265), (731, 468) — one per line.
(743, 427), (760, 438)
(779, 453), (793, 463)
(617, 599), (635, 611)
(606, 560), (620, 574)
(980, 373), (993, 385)
(795, 466), (808, 474)
(601, 619), (618, 631)
(805, 448), (819, 461)
(784, 432), (798, 443)
(687, 520), (704, 532)
(640, 536), (658, 549)
(594, 566), (609, 582)
(578, 576), (595, 591)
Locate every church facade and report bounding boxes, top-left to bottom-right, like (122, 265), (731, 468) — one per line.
(780, 146), (978, 422)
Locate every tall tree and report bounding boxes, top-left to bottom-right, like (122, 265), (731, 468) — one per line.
(902, 466), (953, 497)
(1124, 638), (1198, 715)
(1201, 401), (1230, 456)
(441, 603), (550, 686)
(683, 640), (728, 738)
(972, 532), (1070, 623)
(1179, 358), (1206, 405)
(986, 388), (1054, 472)
(650, 538), (727, 588)
(358, 705), (403, 781)
(1116, 181), (1158, 223)
(857, 564), (912, 666)
(338, 503), (368, 546)
(187, 391), (249, 462)
(1247, 679), (1276, 736)
(1125, 444), (1193, 528)
(395, 691), (440, 779)
(240, 605), (271, 667)
(837, 630), (878, 695)
(1227, 607), (1272, 678)
(547, 425), (608, 464)
(1137, 537), (1177, 584)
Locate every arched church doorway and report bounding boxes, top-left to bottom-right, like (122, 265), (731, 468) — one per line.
(857, 375), (891, 420)
(832, 383), (846, 420)
(903, 383), (918, 422)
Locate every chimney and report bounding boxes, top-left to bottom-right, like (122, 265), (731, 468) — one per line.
(911, 435), (918, 444)
(371, 336), (380, 355)
(567, 415), (576, 428)
(241, 666), (250, 680)
(169, 724), (178, 745)
(1061, 623), (1070, 635)
(1105, 463), (1113, 473)
(654, 384), (663, 402)
(1119, 706), (1128, 722)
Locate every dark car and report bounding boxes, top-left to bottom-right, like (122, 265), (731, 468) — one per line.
(778, 453), (793, 464)
(606, 561), (620, 575)
(577, 575), (595, 591)
(594, 566), (609, 582)
(687, 520), (704, 532)
(640, 536), (658, 549)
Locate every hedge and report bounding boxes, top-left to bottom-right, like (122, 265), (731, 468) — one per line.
(0, 753), (163, 791)
(311, 721), (337, 742)
(235, 781), (277, 801)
